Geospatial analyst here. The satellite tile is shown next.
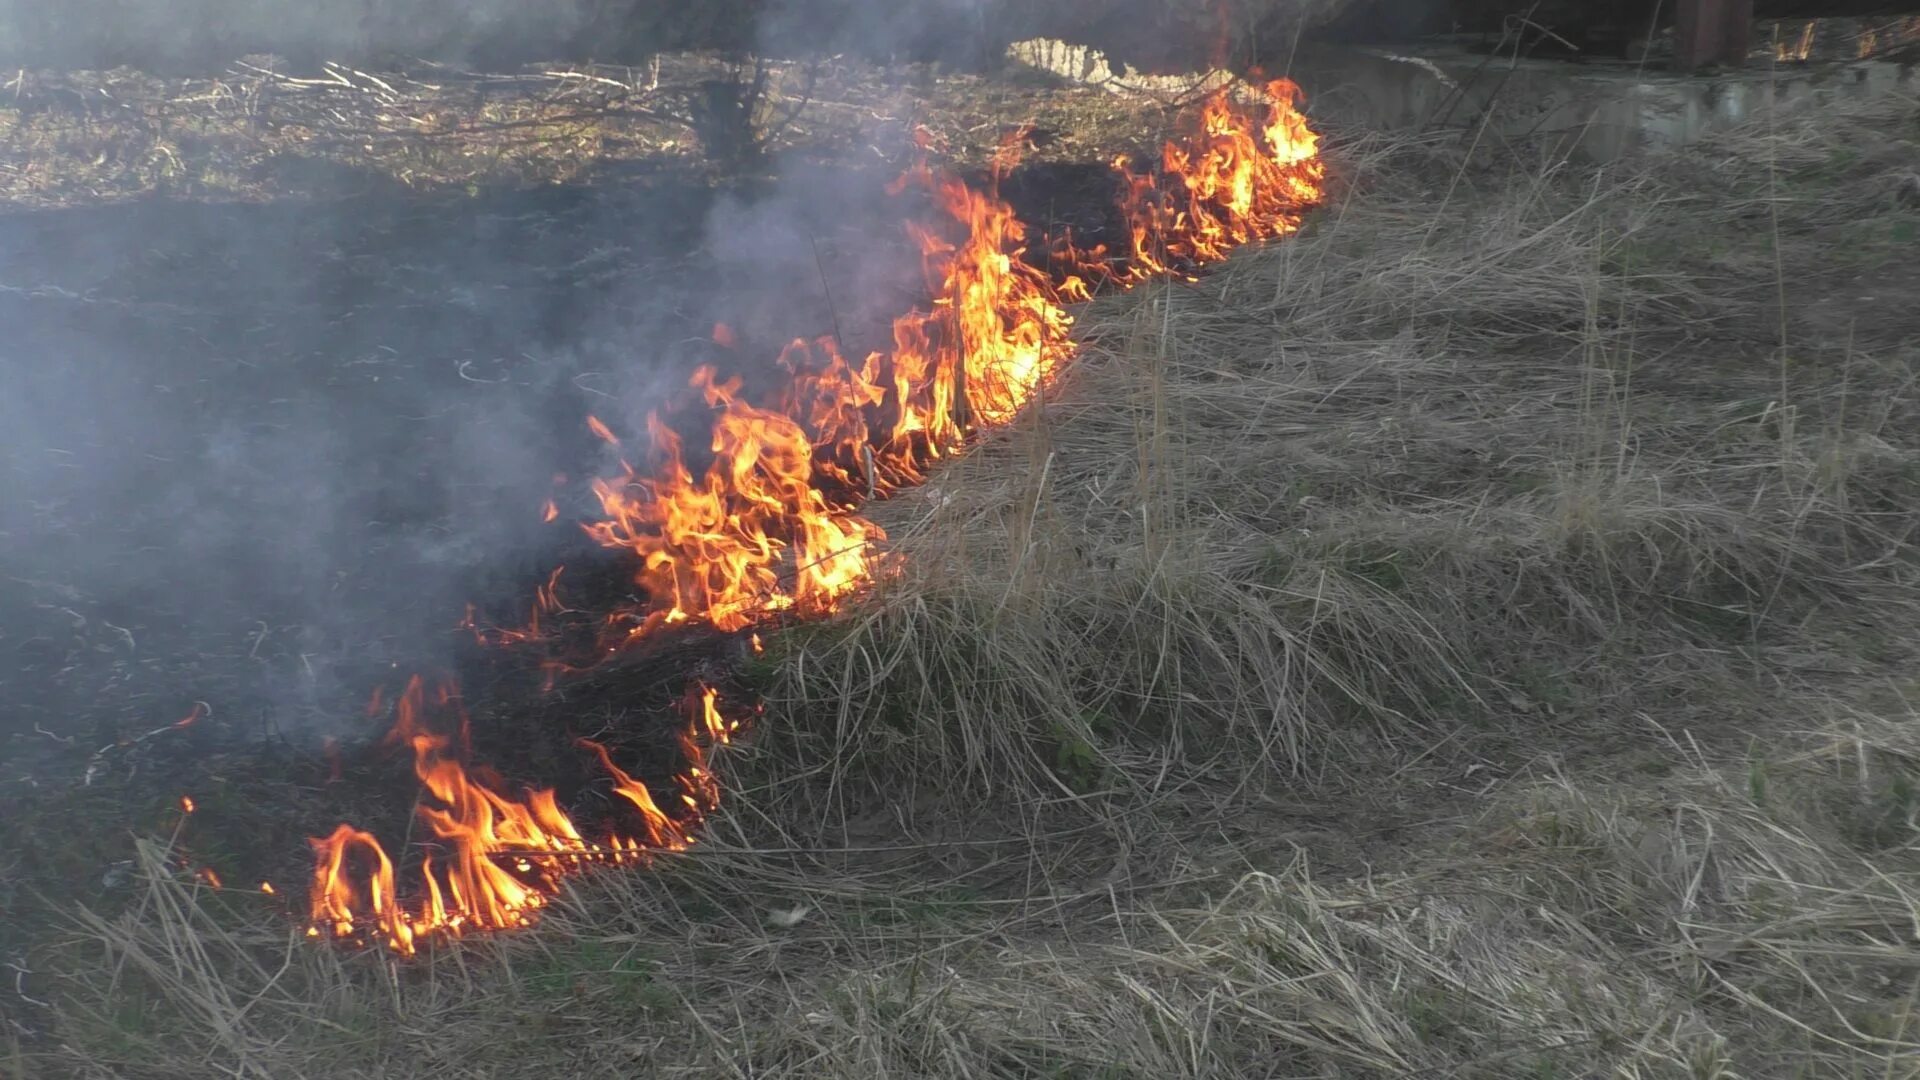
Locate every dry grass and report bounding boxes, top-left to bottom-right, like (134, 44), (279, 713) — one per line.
(18, 90), (1920, 1079)
(0, 55), (1146, 205)
(760, 94), (1920, 819)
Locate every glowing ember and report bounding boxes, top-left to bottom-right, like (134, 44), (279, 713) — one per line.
(306, 77), (1324, 952)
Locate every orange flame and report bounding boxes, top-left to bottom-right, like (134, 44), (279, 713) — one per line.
(586, 415), (620, 446)
(309, 79), (1324, 952)
(308, 677), (740, 953)
(458, 80), (1322, 654)
(1113, 78), (1323, 280)
(576, 132), (1093, 640)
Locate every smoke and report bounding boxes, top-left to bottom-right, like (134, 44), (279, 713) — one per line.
(0, 185), (708, 754)
(0, 0), (1040, 765)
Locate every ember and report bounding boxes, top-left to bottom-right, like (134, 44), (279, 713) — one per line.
(305, 77), (1324, 952)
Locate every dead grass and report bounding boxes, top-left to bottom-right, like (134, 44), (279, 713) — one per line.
(760, 95), (1920, 818)
(17, 89), (1920, 1079)
(0, 55), (1146, 205)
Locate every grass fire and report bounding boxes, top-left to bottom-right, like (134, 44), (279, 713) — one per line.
(3, 6), (1919, 1078)
(308, 77), (1326, 955)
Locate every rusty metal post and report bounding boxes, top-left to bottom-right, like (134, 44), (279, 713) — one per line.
(1674, 0), (1755, 73)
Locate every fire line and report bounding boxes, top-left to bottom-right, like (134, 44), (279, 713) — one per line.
(304, 77), (1325, 955)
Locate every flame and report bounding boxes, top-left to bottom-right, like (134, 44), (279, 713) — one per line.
(180, 795), (195, 814)
(459, 80), (1321, 653)
(309, 78), (1324, 952)
(696, 684), (735, 744)
(1113, 78), (1324, 280)
(583, 366), (883, 638)
(1777, 21), (1816, 62)
(308, 677), (737, 953)
(576, 130), (1091, 640)
(261, 881), (277, 895)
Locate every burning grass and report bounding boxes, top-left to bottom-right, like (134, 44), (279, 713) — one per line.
(18, 87), (1920, 1079)
(287, 74), (1323, 952)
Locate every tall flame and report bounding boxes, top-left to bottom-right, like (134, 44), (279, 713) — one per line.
(584, 366), (882, 639)
(307, 77), (1324, 952)
(578, 140), (1079, 643)
(1114, 78), (1324, 280)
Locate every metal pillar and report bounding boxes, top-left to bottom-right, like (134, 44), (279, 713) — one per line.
(1673, 0), (1755, 73)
